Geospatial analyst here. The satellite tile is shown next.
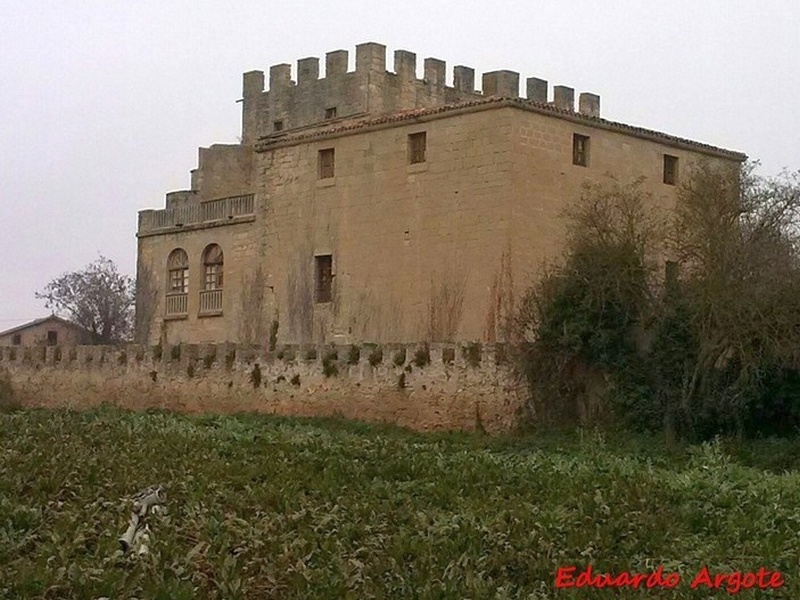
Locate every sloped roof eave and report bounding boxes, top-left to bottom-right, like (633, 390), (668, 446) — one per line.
(0, 316), (92, 338)
(255, 96), (747, 162)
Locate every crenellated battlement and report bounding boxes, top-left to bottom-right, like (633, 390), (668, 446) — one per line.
(240, 42), (601, 144)
(1, 342), (526, 433)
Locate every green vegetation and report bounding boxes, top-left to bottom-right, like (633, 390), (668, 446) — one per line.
(367, 345), (383, 367)
(346, 344), (360, 366)
(35, 255), (134, 344)
(462, 342), (482, 367)
(322, 349), (339, 378)
(412, 344), (431, 368)
(1, 408), (798, 598)
(0, 369), (19, 412)
(515, 163), (800, 441)
(392, 348), (406, 367)
(268, 320), (279, 352)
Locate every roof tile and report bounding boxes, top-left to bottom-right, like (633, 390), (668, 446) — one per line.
(256, 96), (746, 161)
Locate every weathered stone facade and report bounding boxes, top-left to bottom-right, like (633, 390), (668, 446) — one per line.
(0, 316), (94, 347)
(136, 42), (746, 347)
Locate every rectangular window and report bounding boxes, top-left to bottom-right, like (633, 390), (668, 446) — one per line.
(169, 268), (189, 294)
(204, 264), (223, 290)
(318, 148), (335, 179)
(12, 334), (21, 345)
(273, 120), (284, 131)
(47, 331), (58, 346)
(663, 154), (679, 185)
(573, 134), (589, 167)
(315, 255), (333, 303)
(325, 107), (337, 119)
(408, 132), (427, 164)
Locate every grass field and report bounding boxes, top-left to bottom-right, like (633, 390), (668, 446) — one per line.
(1, 408), (799, 599)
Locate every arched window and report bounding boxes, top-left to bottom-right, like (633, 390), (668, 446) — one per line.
(165, 248), (189, 317)
(167, 248), (189, 294)
(202, 244), (224, 290)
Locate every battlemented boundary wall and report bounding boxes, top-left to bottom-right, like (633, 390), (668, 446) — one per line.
(0, 343), (527, 433)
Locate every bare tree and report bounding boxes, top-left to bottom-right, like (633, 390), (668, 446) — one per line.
(426, 264), (467, 342)
(512, 162), (800, 439)
(485, 245), (515, 343)
(669, 161), (800, 434)
(511, 177), (663, 424)
(36, 256), (135, 344)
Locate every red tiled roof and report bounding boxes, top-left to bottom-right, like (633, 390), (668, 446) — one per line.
(255, 96), (746, 161)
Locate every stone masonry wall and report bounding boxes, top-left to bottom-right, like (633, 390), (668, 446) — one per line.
(136, 219), (262, 347)
(242, 42), (600, 144)
(259, 107), (517, 345)
(0, 342), (526, 434)
(0, 320), (93, 347)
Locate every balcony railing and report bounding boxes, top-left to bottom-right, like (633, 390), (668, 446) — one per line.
(199, 289), (223, 315)
(139, 194), (255, 234)
(165, 293), (188, 317)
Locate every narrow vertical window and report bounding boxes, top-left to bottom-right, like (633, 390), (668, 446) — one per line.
(572, 134), (589, 167)
(273, 120), (284, 131)
(166, 248), (189, 317)
(168, 249), (189, 294)
(12, 334), (21, 345)
(325, 107), (337, 119)
(47, 331), (58, 346)
(315, 255), (333, 303)
(202, 244), (224, 291)
(199, 244), (224, 315)
(663, 154), (679, 185)
(408, 132), (427, 164)
(318, 148), (335, 179)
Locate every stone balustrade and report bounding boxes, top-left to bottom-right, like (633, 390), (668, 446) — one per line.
(138, 194), (255, 236)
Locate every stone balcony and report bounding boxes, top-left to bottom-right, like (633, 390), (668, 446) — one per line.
(138, 194), (256, 237)
(164, 293), (188, 319)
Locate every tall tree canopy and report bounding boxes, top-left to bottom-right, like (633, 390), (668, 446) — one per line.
(513, 161), (800, 440)
(36, 256), (135, 344)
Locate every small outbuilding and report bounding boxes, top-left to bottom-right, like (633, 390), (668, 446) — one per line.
(0, 316), (95, 347)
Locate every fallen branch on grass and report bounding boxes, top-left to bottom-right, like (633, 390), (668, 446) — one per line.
(119, 485), (167, 554)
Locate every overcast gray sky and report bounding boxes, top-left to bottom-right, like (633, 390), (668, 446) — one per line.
(1, 0), (797, 330)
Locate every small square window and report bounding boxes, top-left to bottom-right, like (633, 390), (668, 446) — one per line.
(273, 120), (284, 131)
(325, 107), (337, 119)
(315, 255), (333, 303)
(318, 148), (335, 179)
(408, 132), (427, 164)
(663, 154), (679, 185)
(47, 331), (58, 346)
(573, 134), (589, 167)
(12, 334), (21, 345)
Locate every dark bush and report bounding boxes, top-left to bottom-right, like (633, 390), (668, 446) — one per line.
(322, 350), (339, 378)
(392, 348), (406, 367)
(462, 343), (481, 368)
(0, 369), (20, 412)
(368, 346), (383, 367)
(347, 345), (360, 365)
(250, 364), (262, 388)
(413, 344), (430, 367)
